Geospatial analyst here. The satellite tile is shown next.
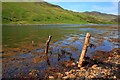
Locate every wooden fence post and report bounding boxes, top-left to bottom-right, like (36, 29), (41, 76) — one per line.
(78, 33), (91, 68)
(45, 35), (52, 65)
(45, 35), (52, 54)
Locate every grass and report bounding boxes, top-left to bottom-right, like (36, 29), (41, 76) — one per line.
(2, 2), (117, 24)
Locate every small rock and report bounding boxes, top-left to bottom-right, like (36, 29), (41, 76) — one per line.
(90, 75), (94, 78)
(65, 72), (69, 75)
(29, 72), (32, 75)
(71, 62), (76, 66)
(92, 64), (97, 69)
(63, 76), (68, 79)
(80, 67), (85, 70)
(56, 73), (63, 78)
(113, 76), (116, 79)
(69, 74), (75, 78)
(76, 61), (79, 64)
(76, 70), (81, 72)
(108, 57), (112, 60)
(69, 69), (75, 73)
(49, 76), (54, 79)
(29, 69), (39, 76)
(115, 62), (119, 64)
(28, 72), (38, 77)
(107, 60), (110, 62)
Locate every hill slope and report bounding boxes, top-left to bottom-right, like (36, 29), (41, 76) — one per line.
(2, 2), (117, 24)
(84, 11), (117, 22)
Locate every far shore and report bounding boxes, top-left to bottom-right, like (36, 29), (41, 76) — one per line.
(2, 23), (118, 26)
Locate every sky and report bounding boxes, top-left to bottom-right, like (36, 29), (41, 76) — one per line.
(2, 0), (119, 15)
(48, 2), (118, 15)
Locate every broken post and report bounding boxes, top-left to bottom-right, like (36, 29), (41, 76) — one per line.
(78, 33), (91, 68)
(45, 35), (52, 65)
(31, 40), (34, 50)
(32, 40), (34, 46)
(45, 35), (52, 54)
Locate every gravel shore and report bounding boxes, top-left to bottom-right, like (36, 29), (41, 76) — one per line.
(46, 48), (120, 79)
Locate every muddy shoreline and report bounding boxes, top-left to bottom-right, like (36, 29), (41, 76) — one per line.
(40, 48), (119, 79)
(2, 48), (120, 79)
(2, 25), (119, 79)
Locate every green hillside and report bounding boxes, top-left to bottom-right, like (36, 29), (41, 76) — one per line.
(84, 11), (117, 22)
(2, 2), (117, 24)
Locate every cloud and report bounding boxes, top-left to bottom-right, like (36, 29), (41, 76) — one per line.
(72, 9), (78, 12)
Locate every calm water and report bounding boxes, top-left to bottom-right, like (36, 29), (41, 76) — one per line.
(2, 24), (117, 47)
(2, 24), (118, 78)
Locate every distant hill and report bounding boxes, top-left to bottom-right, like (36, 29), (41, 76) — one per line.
(83, 11), (117, 22)
(2, 2), (118, 24)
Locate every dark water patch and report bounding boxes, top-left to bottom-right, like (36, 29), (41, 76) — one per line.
(34, 49), (44, 53)
(95, 40), (114, 52)
(15, 52), (35, 62)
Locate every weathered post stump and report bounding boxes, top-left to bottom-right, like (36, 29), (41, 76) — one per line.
(78, 33), (91, 68)
(45, 35), (52, 65)
(45, 35), (52, 54)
